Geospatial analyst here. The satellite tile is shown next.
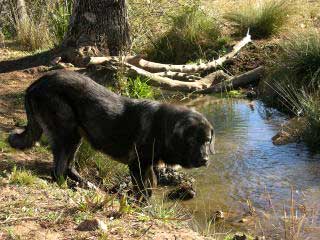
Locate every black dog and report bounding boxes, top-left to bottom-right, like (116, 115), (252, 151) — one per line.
(9, 70), (214, 198)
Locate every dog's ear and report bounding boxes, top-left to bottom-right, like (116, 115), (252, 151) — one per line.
(172, 116), (197, 141)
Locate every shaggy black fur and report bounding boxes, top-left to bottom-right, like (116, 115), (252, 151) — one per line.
(8, 70), (214, 198)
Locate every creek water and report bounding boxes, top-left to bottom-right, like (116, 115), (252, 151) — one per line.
(181, 96), (320, 238)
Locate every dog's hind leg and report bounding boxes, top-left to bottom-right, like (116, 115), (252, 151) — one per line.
(66, 139), (97, 189)
(27, 93), (91, 187)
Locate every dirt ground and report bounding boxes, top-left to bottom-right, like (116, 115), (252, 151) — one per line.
(0, 46), (207, 240)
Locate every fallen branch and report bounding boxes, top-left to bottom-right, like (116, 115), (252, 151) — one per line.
(154, 71), (201, 82)
(196, 66), (265, 94)
(127, 32), (251, 73)
(125, 62), (210, 92)
(86, 32), (251, 74)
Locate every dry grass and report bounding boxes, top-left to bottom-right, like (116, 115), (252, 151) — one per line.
(225, 0), (292, 39)
(15, 19), (53, 51)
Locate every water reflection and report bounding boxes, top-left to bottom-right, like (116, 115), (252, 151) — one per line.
(182, 97), (320, 235)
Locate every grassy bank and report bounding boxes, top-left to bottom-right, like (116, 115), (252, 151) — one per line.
(1, 0), (320, 239)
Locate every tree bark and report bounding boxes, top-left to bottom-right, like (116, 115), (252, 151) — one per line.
(16, 0), (28, 22)
(62, 0), (131, 65)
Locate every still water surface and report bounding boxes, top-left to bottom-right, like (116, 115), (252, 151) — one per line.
(182, 97), (320, 237)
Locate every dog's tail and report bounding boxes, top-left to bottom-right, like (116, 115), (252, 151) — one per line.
(8, 94), (43, 149)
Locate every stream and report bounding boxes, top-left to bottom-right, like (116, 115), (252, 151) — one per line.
(182, 96), (320, 238)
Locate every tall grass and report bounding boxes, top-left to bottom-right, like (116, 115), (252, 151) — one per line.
(271, 81), (320, 149)
(225, 0), (291, 39)
(9, 0), (72, 51)
(146, 3), (227, 64)
(15, 19), (53, 51)
(264, 30), (320, 149)
(49, 1), (73, 45)
(271, 30), (320, 87)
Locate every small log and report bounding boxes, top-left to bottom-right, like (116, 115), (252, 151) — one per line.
(199, 70), (231, 85)
(196, 66), (265, 94)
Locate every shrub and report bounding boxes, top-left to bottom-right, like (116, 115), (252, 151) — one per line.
(146, 4), (227, 64)
(225, 0), (291, 39)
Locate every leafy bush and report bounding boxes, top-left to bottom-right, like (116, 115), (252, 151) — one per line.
(225, 0), (291, 39)
(146, 4), (227, 63)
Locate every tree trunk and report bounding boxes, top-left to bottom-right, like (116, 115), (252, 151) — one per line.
(16, 0), (28, 22)
(62, 0), (131, 66)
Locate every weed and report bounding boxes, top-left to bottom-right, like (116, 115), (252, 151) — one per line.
(143, 197), (187, 222)
(123, 76), (155, 99)
(225, 0), (291, 39)
(0, 135), (11, 152)
(73, 211), (90, 224)
(76, 190), (113, 212)
(9, 166), (38, 186)
(227, 90), (245, 98)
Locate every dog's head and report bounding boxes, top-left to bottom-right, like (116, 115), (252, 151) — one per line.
(165, 109), (215, 168)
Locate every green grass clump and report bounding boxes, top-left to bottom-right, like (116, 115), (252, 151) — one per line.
(271, 30), (320, 87)
(123, 76), (155, 99)
(9, 166), (39, 186)
(49, 1), (73, 45)
(225, 0), (291, 39)
(147, 4), (227, 64)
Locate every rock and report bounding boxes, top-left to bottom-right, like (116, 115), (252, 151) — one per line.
(246, 90), (257, 99)
(154, 167), (195, 187)
(76, 219), (107, 232)
(166, 184), (196, 201)
(272, 117), (306, 145)
(213, 211), (224, 221)
(233, 233), (247, 240)
(209, 210), (225, 222)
